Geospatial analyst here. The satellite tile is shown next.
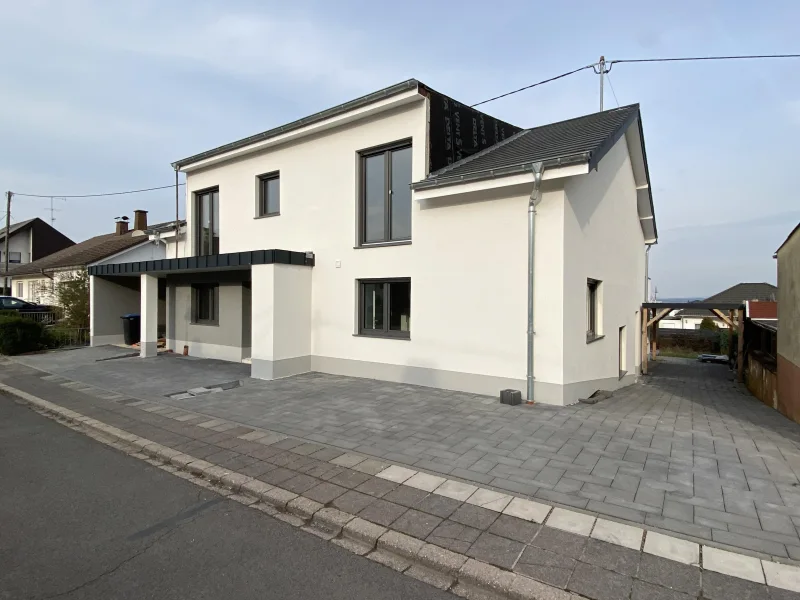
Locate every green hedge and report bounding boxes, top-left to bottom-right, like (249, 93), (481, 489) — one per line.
(0, 315), (46, 355)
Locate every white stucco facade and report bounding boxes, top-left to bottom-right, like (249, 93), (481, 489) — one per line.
(90, 87), (654, 406)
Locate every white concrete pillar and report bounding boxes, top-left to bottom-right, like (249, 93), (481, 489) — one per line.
(165, 283), (175, 352)
(140, 274), (159, 358)
(250, 264), (312, 380)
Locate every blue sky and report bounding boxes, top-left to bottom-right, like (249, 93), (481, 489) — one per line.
(1, 0), (798, 297)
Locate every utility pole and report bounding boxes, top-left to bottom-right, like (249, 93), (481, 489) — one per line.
(3, 191), (12, 295)
(599, 56), (605, 111)
(174, 168), (180, 259)
(593, 56), (611, 111)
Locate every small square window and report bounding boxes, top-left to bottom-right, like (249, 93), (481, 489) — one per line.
(358, 278), (410, 338)
(257, 173), (280, 217)
(8, 252), (21, 264)
(192, 284), (219, 325)
(587, 278), (603, 342)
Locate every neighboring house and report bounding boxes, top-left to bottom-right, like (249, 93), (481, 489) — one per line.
(0, 217), (75, 294)
(10, 211), (174, 309)
(88, 79), (657, 406)
(775, 223), (800, 421)
(664, 283), (778, 329)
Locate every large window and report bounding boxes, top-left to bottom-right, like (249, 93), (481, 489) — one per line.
(587, 278), (603, 342)
(192, 284), (219, 325)
(359, 278), (410, 338)
(359, 142), (412, 245)
(257, 172), (280, 217)
(196, 188), (219, 256)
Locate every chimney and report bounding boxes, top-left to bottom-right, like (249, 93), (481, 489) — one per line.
(133, 209), (148, 232)
(115, 218), (129, 235)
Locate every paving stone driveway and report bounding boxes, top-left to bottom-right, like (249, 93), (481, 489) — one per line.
(17, 349), (800, 559)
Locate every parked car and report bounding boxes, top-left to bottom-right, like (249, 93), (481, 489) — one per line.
(0, 296), (59, 323)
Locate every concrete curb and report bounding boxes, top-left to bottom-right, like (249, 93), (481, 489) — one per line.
(0, 382), (585, 600)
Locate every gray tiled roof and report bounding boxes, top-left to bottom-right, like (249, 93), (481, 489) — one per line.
(415, 104), (641, 186)
(0, 218), (37, 242)
(677, 283), (778, 318)
(8, 220), (174, 276)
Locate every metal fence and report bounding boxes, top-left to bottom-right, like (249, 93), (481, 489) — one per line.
(45, 327), (90, 349)
(17, 311), (63, 325)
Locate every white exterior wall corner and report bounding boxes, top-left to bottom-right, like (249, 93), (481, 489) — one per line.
(560, 136), (646, 404)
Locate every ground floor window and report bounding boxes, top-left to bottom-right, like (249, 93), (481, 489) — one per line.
(192, 284), (219, 325)
(16, 282), (23, 297)
(586, 278), (603, 342)
(359, 278), (410, 338)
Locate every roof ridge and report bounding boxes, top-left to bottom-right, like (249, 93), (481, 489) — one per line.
(426, 129), (532, 179)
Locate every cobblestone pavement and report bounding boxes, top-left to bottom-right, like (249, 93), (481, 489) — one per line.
(12, 350), (800, 560)
(3, 359), (800, 600)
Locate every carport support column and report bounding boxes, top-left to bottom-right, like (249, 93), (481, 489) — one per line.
(250, 263), (312, 380)
(140, 274), (159, 358)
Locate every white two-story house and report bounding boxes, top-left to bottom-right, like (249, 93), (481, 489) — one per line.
(88, 79), (657, 406)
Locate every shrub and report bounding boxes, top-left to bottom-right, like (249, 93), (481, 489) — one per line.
(0, 315), (46, 355)
(699, 317), (719, 331)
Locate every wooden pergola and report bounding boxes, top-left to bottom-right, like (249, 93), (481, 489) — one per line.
(641, 302), (746, 381)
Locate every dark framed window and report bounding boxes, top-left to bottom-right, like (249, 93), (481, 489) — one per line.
(195, 188), (219, 256)
(359, 141), (412, 245)
(257, 172), (280, 217)
(587, 278), (603, 342)
(8, 252), (21, 264)
(192, 284), (219, 325)
(358, 278), (410, 338)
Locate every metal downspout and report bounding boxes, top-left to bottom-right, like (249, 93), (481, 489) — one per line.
(527, 163), (544, 402)
(644, 244), (652, 302)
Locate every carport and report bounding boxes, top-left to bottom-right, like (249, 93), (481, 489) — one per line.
(641, 302), (745, 379)
(88, 249), (315, 380)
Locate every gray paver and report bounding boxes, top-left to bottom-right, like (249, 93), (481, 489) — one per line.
(465, 531), (524, 570)
(358, 499), (407, 527)
(579, 538), (640, 576)
(637, 554), (701, 596)
(702, 570), (771, 600)
(391, 509), (442, 539)
(567, 562), (633, 600)
(514, 545), (576, 588)
(426, 520), (481, 554)
(15, 350), (800, 560)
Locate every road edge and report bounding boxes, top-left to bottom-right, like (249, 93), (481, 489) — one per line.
(1, 382), (582, 600)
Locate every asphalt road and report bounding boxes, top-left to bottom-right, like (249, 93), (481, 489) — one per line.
(0, 395), (450, 600)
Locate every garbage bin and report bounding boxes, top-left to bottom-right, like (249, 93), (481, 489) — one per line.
(120, 314), (141, 345)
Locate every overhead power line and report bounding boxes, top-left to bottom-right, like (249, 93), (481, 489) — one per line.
(610, 53), (800, 65)
(470, 64), (596, 107)
(606, 73), (620, 108)
(13, 182), (185, 199)
(471, 53), (800, 108)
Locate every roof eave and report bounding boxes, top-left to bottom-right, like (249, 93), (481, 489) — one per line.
(410, 152), (591, 191)
(172, 79), (422, 170)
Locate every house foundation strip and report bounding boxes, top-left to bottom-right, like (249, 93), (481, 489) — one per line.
(140, 274), (159, 358)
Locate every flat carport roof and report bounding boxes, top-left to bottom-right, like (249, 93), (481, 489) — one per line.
(87, 249), (315, 278)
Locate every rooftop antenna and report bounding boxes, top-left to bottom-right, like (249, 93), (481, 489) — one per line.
(46, 197), (65, 226)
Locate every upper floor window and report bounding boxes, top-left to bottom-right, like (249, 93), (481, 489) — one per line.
(257, 172), (280, 217)
(195, 188), (219, 256)
(359, 141), (412, 245)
